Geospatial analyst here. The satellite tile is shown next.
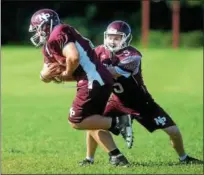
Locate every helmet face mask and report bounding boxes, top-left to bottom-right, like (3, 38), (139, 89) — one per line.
(104, 20), (132, 52)
(104, 32), (132, 52)
(104, 33), (122, 52)
(29, 21), (50, 47)
(28, 9), (60, 47)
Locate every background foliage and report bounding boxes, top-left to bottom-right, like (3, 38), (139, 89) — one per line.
(2, 0), (203, 47)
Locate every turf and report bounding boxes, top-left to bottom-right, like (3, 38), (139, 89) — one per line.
(1, 46), (203, 174)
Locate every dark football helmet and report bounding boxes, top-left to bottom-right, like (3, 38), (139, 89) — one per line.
(104, 20), (132, 52)
(29, 9), (60, 47)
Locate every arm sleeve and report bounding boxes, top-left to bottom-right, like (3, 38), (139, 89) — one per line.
(48, 27), (75, 58)
(117, 55), (141, 76)
(114, 66), (131, 78)
(94, 46), (103, 60)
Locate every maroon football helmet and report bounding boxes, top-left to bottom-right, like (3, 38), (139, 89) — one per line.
(28, 9), (60, 47)
(104, 20), (132, 52)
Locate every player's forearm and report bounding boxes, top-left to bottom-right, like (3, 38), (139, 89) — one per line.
(66, 57), (79, 76)
(60, 58), (79, 81)
(61, 72), (75, 82)
(62, 42), (80, 79)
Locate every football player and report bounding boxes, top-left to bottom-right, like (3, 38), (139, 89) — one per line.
(28, 9), (133, 166)
(80, 20), (203, 165)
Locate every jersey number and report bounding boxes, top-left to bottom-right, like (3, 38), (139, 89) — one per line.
(113, 83), (124, 94)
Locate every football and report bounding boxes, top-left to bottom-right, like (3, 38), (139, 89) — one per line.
(44, 62), (66, 83)
(54, 64), (66, 74)
(51, 63), (66, 83)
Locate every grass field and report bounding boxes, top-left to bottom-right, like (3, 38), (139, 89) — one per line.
(1, 46), (203, 174)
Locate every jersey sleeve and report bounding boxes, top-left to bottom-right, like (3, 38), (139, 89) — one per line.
(43, 55), (49, 64)
(94, 45), (104, 59)
(94, 46), (101, 54)
(42, 46), (54, 64)
(116, 55), (141, 77)
(47, 26), (75, 63)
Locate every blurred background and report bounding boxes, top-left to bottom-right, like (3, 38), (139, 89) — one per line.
(2, 0), (203, 48)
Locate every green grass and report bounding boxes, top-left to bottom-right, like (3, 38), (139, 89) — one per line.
(1, 46), (203, 174)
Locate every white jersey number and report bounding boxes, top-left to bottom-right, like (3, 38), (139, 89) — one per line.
(113, 83), (124, 94)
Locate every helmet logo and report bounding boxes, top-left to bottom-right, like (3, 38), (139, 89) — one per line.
(35, 13), (50, 22)
(123, 50), (130, 56)
(108, 28), (118, 34)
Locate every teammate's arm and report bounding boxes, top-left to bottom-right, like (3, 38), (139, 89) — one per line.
(106, 65), (125, 78)
(109, 55), (141, 79)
